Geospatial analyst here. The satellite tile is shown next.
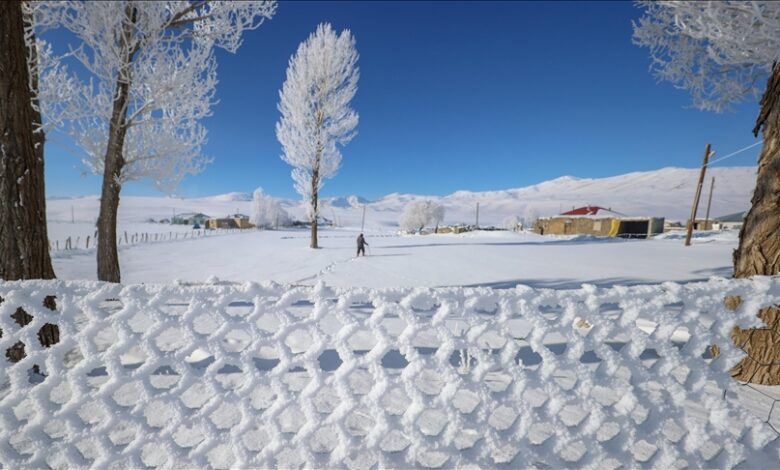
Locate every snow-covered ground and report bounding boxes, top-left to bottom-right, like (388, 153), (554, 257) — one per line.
(44, 165), (756, 277)
(53, 227), (739, 288)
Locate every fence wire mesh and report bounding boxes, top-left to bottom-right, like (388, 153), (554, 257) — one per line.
(0, 277), (779, 468)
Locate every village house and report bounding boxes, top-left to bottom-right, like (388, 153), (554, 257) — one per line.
(534, 205), (665, 239)
(206, 213), (255, 229)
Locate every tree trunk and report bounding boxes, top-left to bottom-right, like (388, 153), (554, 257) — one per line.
(96, 152), (124, 283)
(310, 165), (319, 249)
(730, 62), (780, 385)
(0, 1), (55, 280)
(96, 6), (136, 283)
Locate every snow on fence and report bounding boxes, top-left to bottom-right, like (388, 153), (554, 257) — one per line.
(49, 227), (251, 251)
(1, 278), (779, 468)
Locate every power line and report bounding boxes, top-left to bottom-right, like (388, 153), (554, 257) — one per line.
(707, 140), (763, 166)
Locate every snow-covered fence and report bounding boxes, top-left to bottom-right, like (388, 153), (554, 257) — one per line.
(49, 227), (252, 252)
(1, 278), (779, 468)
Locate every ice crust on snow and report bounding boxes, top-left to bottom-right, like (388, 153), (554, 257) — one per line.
(0, 277), (778, 468)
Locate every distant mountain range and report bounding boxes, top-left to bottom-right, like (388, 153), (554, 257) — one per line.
(46, 166), (757, 227)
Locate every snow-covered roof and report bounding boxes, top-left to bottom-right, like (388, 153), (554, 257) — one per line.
(715, 211), (747, 222)
(559, 205), (626, 217)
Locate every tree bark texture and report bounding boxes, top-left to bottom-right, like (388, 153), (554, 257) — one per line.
(0, 1), (55, 281)
(731, 62), (780, 385)
(310, 164), (319, 249)
(96, 6), (136, 283)
(309, 109), (324, 250)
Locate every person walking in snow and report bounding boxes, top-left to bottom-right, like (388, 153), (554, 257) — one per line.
(357, 233), (368, 257)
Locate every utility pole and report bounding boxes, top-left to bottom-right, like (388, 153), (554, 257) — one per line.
(71, 206), (74, 224)
(704, 177), (715, 230)
(360, 205), (366, 232)
(685, 143), (712, 246)
(475, 202), (480, 229)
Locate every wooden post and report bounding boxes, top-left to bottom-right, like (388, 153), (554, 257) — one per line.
(361, 205), (366, 232)
(475, 203), (480, 229)
(684, 144), (712, 246)
(704, 177), (715, 230)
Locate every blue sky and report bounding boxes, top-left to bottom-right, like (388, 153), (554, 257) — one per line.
(44, 1), (763, 200)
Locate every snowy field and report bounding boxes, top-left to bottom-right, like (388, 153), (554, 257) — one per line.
(52, 226), (740, 288)
(45, 165), (754, 285)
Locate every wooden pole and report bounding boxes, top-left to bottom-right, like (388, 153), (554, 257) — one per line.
(685, 144), (712, 246)
(704, 177), (715, 230)
(360, 205), (366, 232)
(475, 203), (480, 229)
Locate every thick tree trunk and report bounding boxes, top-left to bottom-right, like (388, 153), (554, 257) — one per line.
(0, 1), (55, 281)
(96, 80), (129, 282)
(96, 6), (136, 283)
(730, 62), (780, 385)
(96, 152), (124, 283)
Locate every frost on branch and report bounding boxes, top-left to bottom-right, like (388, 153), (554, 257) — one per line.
(30, 1), (276, 192)
(400, 200), (445, 233)
(250, 187), (290, 229)
(633, 1), (780, 111)
(276, 23), (359, 222)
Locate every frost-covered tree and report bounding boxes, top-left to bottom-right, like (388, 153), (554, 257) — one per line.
(634, 1), (780, 384)
(250, 187), (290, 229)
(276, 23), (359, 249)
(0, 1), (55, 280)
(250, 188), (265, 227)
(523, 207), (539, 228)
(503, 216), (521, 232)
(32, 1), (276, 282)
(400, 200), (445, 233)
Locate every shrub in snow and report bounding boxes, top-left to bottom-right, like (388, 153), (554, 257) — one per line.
(250, 188), (290, 229)
(502, 216), (521, 232)
(399, 200), (445, 233)
(522, 207), (539, 228)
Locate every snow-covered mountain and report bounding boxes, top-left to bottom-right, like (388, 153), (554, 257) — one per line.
(208, 191), (253, 202)
(46, 166), (757, 229)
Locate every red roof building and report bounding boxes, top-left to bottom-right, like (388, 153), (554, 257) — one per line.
(560, 205), (612, 216)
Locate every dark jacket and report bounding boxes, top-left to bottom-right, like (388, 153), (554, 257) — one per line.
(357, 234), (368, 248)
